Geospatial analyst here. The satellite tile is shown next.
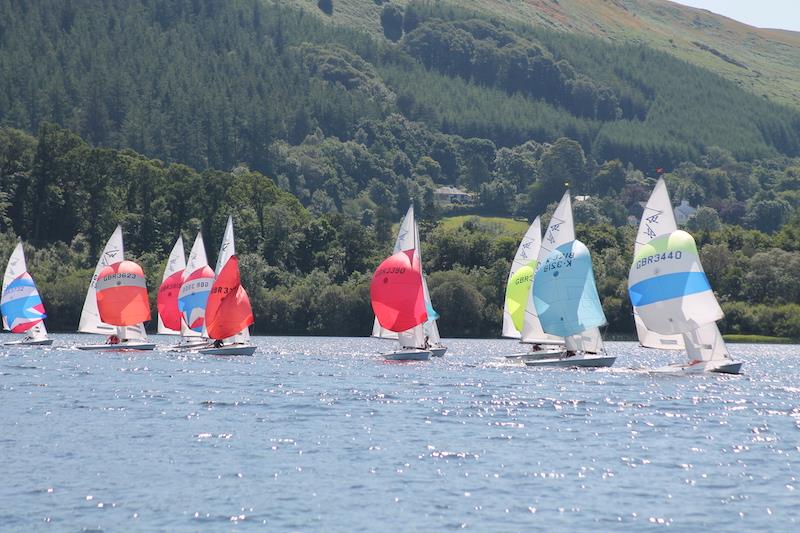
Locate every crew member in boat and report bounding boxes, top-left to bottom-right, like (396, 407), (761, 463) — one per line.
(213, 339), (224, 349)
(106, 334), (120, 345)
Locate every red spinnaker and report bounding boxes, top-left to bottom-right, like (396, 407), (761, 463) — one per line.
(205, 256), (254, 340)
(96, 260), (151, 326)
(370, 249), (427, 332)
(157, 269), (184, 331)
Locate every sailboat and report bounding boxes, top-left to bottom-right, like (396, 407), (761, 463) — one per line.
(77, 226), (155, 350)
(198, 216), (256, 356)
(628, 178), (742, 374)
(372, 206), (446, 357)
(370, 207), (431, 360)
(503, 216), (565, 360)
(173, 232), (215, 350)
(1, 242), (53, 346)
(525, 191), (615, 368)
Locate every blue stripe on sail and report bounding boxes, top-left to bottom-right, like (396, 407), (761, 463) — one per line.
(629, 272), (712, 307)
(178, 291), (211, 332)
(1, 295), (45, 324)
(6, 277), (36, 290)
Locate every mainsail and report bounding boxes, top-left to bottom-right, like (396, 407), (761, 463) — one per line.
(78, 226), (147, 340)
(157, 236), (185, 334)
(2, 243), (48, 339)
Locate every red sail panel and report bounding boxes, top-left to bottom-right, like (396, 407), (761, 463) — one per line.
(370, 249), (428, 332)
(205, 256), (254, 340)
(96, 260), (152, 326)
(157, 269), (184, 331)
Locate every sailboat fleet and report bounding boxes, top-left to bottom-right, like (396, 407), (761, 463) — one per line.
(0, 215), (257, 355)
(0, 182), (745, 373)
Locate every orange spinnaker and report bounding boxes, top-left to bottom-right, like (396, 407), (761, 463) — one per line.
(96, 260), (151, 326)
(157, 269), (184, 331)
(370, 249), (427, 332)
(205, 256), (254, 340)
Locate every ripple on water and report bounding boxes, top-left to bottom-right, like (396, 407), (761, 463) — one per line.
(0, 335), (798, 531)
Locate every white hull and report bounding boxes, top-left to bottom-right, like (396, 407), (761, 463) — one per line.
(198, 344), (256, 357)
(168, 340), (210, 351)
(384, 348), (430, 361)
(524, 353), (616, 368)
(77, 341), (156, 351)
(430, 346), (447, 357)
(505, 348), (565, 361)
(3, 338), (54, 346)
(652, 360), (743, 375)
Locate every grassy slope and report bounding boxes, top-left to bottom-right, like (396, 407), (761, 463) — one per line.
(438, 216), (529, 237)
(291, 0), (800, 109)
(723, 334), (798, 344)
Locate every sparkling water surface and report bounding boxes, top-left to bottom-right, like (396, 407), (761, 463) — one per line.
(1, 335), (799, 531)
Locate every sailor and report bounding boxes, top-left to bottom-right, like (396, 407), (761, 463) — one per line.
(213, 339), (224, 349)
(106, 334), (120, 345)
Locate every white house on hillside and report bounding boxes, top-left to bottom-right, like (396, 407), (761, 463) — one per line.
(434, 186), (473, 205)
(673, 199), (697, 225)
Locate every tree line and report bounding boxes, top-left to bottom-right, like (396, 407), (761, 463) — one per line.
(1, 124), (798, 339)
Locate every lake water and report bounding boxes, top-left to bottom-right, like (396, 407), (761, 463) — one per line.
(1, 335), (799, 531)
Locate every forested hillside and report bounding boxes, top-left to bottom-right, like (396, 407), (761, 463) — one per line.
(0, 0), (798, 338)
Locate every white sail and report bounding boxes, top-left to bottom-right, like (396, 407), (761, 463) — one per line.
(634, 311), (685, 350)
(635, 178), (677, 254)
(683, 323), (729, 362)
(632, 178), (685, 348)
(565, 327), (603, 353)
(2, 242), (48, 340)
(503, 217), (541, 339)
(215, 215), (236, 274)
(373, 206), (416, 340)
(521, 192), (574, 345)
(215, 215), (250, 342)
(539, 191), (576, 260)
(398, 324), (425, 349)
(158, 236), (186, 335)
(79, 226), (135, 336)
(180, 232), (209, 338)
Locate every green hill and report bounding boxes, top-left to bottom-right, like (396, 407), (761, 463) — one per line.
(304, 0), (800, 110)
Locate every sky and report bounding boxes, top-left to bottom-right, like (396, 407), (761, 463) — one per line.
(671, 0), (800, 32)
